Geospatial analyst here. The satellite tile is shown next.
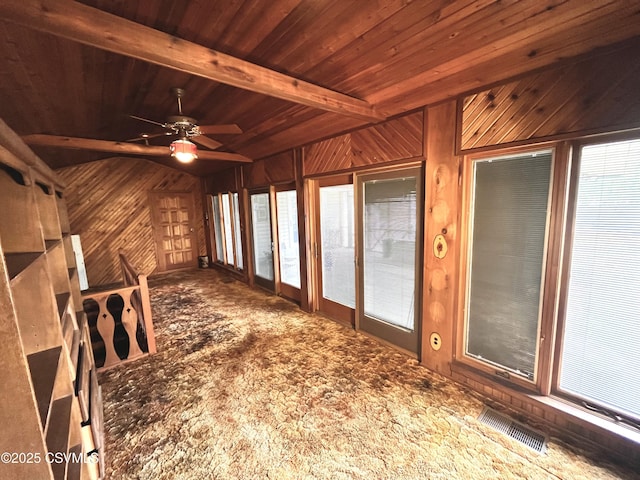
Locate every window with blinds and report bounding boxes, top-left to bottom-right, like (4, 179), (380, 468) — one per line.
(210, 192), (244, 270)
(559, 138), (640, 420)
(465, 150), (553, 380)
(212, 195), (224, 263)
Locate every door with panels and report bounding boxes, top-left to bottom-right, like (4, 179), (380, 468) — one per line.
(149, 191), (198, 271)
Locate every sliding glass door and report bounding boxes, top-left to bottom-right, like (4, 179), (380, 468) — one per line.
(315, 176), (355, 324)
(250, 190), (275, 290)
(275, 187), (301, 301)
(357, 167), (422, 353)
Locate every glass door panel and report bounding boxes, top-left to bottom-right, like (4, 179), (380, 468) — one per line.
(221, 193), (235, 266)
(319, 184), (355, 318)
(232, 193), (243, 270)
(250, 192), (274, 290)
(358, 168), (421, 353)
(276, 190), (301, 290)
(211, 195), (224, 263)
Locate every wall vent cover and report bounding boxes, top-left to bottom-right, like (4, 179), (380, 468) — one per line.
(477, 406), (547, 454)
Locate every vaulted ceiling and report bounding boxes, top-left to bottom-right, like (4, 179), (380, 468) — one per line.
(1, 0), (639, 176)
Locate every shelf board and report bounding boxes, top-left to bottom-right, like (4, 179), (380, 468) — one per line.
(89, 370), (103, 451)
(45, 239), (61, 251)
(27, 346), (62, 429)
(66, 444), (82, 480)
(70, 329), (81, 375)
(45, 395), (73, 480)
(56, 292), (71, 320)
(68, 266), (77, 278)
(4, 252), (43, 280)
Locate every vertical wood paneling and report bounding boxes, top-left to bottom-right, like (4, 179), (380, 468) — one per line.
(242, 150), (295, 188)
(421, 102), (459, 375)
(204, 166), (239, 193)
(57, 157), (206, 286)
(460, 44), (640, 151)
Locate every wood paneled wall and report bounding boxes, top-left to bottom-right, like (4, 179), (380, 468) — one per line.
(421, 102), (459, 376)
(243, 150), (295, 189)
(57, 157), (206, 286)
(304, 111), (423, 175)
(204, 166), (240, 194)
(460, 42), (640, 151)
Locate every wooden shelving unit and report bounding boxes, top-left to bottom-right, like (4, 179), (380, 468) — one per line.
(0, 119), (103, 480)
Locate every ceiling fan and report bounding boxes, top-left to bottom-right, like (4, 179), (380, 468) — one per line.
(128, 87), (243, 163)
(21, 87), (251, 165)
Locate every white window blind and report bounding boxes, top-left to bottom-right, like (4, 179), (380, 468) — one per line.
(222, 193), (234, 265)
(232, 193), (243, 270)
(466, 151), (552, 379)
(320, 185), (355, 308)
(251, 193), (274, 280)
(212, 195), (224, 262)
(559, 139), (640, 419)
(363, 177), (417, 330)
(276, 190), (301, 288)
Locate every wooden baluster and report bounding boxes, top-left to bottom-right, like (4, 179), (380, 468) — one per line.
(121, 290), (143, 359)
(95, 294), (119, 368)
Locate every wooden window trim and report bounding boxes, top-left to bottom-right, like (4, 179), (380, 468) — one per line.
(551, 131), (640, 420)
(454, 143), (567, 394)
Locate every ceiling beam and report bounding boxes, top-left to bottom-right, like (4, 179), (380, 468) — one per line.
(0, 0), (385, 124)
(21, 135), (253, 163)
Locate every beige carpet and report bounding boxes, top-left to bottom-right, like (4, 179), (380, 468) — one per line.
(99, 269), (638, 479)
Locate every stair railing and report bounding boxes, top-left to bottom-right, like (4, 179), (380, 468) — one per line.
(81, 252), (156, 370)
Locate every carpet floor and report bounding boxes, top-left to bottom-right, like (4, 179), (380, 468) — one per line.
(99, 269), (638, 479)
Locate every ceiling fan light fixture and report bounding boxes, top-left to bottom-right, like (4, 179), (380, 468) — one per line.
(170, 138), (198, 163)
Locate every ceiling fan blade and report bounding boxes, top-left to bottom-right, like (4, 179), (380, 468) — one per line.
(21, 134), (252, 163)
(198, 124), (243, 135)
(126, 132), (173, 142)
(129, 114), (167, 128)
(192, 135), (222, 150)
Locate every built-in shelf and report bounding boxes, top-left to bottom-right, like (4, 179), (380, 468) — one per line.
(28, 346), (62, 429)
(4, 251), (43, 280)
(56, 292), (71, 320)
(70, 329), (81, 375)
(89, 369), (103, 452)
(45, 239), (61, 250)
(1, 120), (103, 479)
(66, 444), (82, 480)
(45, 395), (72, 480)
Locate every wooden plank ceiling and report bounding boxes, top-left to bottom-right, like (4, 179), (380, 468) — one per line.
(1, 0), (639, 177)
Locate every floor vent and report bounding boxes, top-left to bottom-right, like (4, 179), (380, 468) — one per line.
(478, 407), (547, 454)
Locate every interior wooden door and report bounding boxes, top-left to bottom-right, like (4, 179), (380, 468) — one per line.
(149, 191), (199, 272)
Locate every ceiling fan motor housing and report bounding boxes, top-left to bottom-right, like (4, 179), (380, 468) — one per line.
(166, 115), (200, 136)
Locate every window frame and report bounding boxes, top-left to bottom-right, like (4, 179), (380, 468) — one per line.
(455, 143), (568, 394)
(551, 132), (640, 424)
(208, 191), (244, 272)
(457, 132), (640, 426)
